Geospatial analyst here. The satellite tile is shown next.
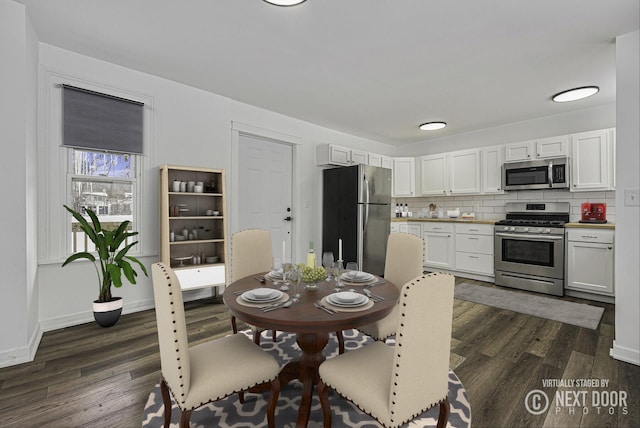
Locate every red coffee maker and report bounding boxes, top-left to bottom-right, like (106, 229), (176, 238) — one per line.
(580, 202), (607, 223)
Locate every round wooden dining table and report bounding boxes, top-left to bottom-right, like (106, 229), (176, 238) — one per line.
(223, 273), (399, 428)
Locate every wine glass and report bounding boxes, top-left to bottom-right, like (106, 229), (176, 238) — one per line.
(280, 259), (293, 291)
(345, 262), (358, 272)
(322, 252), (334, 281)
(289, 264), (302, 302)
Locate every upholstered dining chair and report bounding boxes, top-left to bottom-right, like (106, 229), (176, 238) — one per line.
(318, 272), (455, 428)
(151, 262), (281, 428)
(357, 232), (424, 342)
(230, 229), (275, 344)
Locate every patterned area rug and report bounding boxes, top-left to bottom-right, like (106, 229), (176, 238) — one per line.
(142, 329), (471, 428)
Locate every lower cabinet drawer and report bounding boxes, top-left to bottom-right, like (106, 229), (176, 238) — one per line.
(455, 234), (494, 255)
(175, 265), (226, 290)
(455, 252), (494, 275)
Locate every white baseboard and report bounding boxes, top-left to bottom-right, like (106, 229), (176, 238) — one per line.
(3, 289), (217, 368)
(610, 341), (640, 366)
(0, 323), (43, 369)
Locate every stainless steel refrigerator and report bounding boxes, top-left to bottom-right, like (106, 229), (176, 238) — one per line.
(322, 165), (391, 276)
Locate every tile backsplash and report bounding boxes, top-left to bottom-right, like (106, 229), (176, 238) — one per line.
(393, 190), (616, 223)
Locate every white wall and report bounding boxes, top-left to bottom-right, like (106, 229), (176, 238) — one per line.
(34, 43), (395, 333)
(0, 0), (40, 368)
(612, 30), (640, 365)
(396, 103), (616, 156)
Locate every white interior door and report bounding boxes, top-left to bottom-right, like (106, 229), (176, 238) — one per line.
(238, 134), (293, 266)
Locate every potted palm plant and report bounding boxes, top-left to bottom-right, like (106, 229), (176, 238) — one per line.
(62, 204), (148, 327)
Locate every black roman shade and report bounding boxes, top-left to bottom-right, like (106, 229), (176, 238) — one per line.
(62, 84), (144, 154)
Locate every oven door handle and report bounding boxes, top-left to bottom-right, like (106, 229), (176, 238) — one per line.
(495, 232), (564, 240)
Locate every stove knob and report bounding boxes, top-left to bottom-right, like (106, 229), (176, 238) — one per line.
(542, 228), (551, 234)
(509, 227), (516, 232)
(503, 226), (510, 231)
(523, 227), (529, 232)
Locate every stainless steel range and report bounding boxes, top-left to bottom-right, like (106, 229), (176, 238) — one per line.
(494, 202), (570, 296)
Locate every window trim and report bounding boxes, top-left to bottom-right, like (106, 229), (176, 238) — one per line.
(38, 70), (155, 264)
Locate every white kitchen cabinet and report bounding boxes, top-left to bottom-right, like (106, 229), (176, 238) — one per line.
(570, 129), (612, 191)
(350, 149), (368, 165)
(423, 223), (455, 270)
(481, 145), (504, 194)
(504, 140), (535, 162)
(449, 149), (481, 194)
(316, 144), (368, 166)
(368, 153), (382, 167)
(395, 222), (421, 237)
(390, 222), (400, 233)
(419, 154), (448, 196)
(381, 156), (393, 170)
(566, 228), (614, 296)
(392, 157), (416, 197)
(536, 135), (569, 158)
(454, 224), (494, 276)
(419, 150), (480, 196)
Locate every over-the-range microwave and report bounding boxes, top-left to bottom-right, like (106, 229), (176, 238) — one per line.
(502, 157), (569, 191)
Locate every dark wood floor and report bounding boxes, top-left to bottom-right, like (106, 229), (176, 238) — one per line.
(0, 279), (637, 427)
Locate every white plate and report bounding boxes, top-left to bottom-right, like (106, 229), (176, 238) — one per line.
(266, 269), (284, 279)
(241, 288), (282, 302)
(327, 294), (368, 307)
(331, 291), (361, 303)
(340, 271), (374, 282)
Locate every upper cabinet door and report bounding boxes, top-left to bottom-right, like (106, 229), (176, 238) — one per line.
(504, 141), (534, 162)
(449, 149), (481, 194)
(571, 130), (611, 191)
(350, 149), (368, 165)
(536, 136), (569, 158)
(392, 157), (415, 197)
(481, 145), (504, 194)
(330, 145), (352, 166)
(368, 152), (382, 167)
(380, 156), (393, 169)
(419, 154), (448, 196)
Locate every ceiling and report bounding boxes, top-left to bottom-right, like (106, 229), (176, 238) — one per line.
(17, 0), (639, 145)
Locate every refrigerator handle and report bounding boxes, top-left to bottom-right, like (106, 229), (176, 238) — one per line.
(363, 177), (370, 231)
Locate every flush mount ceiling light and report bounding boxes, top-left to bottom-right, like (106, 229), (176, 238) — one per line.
(263, 0), (306, 5)
(419, 121), (447, 131)
(552, 86), (599, 103)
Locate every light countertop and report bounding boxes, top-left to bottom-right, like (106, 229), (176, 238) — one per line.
(565, 222), (615, 230)
(391, 217), (496, 225)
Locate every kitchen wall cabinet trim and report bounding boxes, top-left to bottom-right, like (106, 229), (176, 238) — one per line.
(159, 165), (228, 291)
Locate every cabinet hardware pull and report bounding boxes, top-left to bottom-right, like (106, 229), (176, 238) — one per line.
(468, 237), (479, 240)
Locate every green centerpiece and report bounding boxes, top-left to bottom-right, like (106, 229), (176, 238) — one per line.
(300, 265), (327, 290)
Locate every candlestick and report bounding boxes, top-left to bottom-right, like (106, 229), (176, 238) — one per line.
(282, 240), (286, 268)
(338, 238), (342, 261)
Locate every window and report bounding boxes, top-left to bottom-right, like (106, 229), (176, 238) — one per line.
(68, 149), (138, 253)
(38, 71), (154, 264)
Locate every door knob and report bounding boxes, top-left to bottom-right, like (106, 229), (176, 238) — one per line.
(284, 216), (293, 222)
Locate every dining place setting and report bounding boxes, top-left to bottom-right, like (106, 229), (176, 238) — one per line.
(232, 258), (386, 316)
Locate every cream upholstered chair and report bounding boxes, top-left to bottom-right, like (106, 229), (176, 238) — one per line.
(318, 272), (455, 428)
(151, 263), (281, 428)
(357, 232), (424, 341)
(230, 229), (275, 344)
